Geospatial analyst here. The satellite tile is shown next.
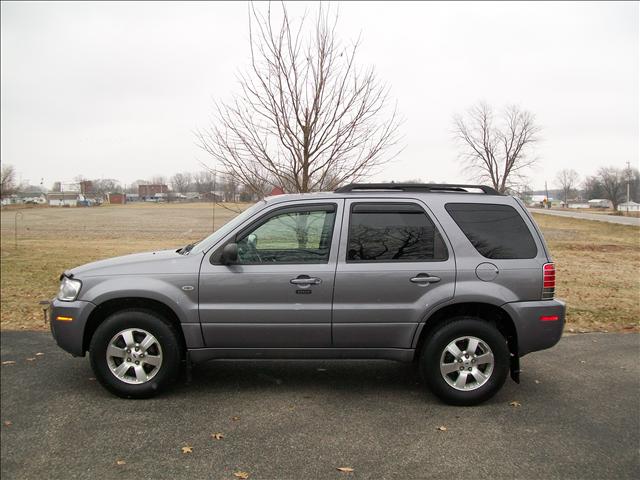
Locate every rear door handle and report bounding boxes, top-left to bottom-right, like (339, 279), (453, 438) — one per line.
(410, 274), (441, 284)
(290, 276), (322, 286)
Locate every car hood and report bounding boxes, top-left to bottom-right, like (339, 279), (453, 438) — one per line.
(68, 249), (200, 277)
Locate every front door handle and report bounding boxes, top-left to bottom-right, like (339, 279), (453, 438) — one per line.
(290, 276), (322, 286)
(410, 274), (441, 284)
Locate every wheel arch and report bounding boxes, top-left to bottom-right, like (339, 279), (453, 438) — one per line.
(82, 297), (188, 356)
(413, 302), (520, 381)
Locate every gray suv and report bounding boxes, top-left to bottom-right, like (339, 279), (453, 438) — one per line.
(49, 184), (565, 405)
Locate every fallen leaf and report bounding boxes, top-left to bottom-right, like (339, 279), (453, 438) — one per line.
(4, 420), (13, 426)
(1, 361), (16, 365)
(337, 467), (354, 473)
(510, 401), (521, 407)
(534, 380), (540, 384)
(181, 446), (193, 454)
(233, 471), (250, 479)
(579, 360), (586, 364)
(26, 357), (36, 362)
(436, 426), (447, 431)
(231, 416), (241, 421)
(35, 353), (44, 356)
(211, 432), (224, 440)
(116, 460), (126, 465)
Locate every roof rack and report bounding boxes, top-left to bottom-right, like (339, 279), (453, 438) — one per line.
(334, 183), (501, 195)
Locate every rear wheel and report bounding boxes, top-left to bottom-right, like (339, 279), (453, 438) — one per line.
(89, 309), (182, 398)
(420, 317), (509, 406)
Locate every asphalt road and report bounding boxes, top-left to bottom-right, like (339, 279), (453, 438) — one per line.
(530, 208), (640, 226)
(1, 332), (639, 480)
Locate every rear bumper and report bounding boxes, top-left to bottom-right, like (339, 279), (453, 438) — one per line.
(49, 298), (96, 357)
(502, 299), (566, 357)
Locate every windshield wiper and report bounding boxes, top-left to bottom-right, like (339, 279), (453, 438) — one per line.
(176, 240), (200, 255)
(178, 243), (196, 255)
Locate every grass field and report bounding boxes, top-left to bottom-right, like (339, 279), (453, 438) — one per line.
(1, 203), (638, 332)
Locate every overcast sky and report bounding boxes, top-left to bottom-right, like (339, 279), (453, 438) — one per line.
(1, 1), (638, 190)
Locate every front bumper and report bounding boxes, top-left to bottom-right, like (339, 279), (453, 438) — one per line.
(49, 298), (96, 357)
(502, 299), (566, 357)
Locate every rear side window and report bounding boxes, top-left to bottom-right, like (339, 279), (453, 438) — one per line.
(347, 203), (448, 262)
(445, 203), (537, 259)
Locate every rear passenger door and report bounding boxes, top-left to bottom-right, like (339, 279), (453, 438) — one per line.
(332, 199), (455, 348)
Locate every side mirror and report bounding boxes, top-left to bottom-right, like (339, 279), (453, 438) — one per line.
(221, 243), (238, 265)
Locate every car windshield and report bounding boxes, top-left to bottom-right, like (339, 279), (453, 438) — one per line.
(190, 201), (267, 254)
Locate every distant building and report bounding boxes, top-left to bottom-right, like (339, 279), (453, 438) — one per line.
(270, 186), (285, 196)
(79, 180), (94, 194)
(48, 192), (81, 207)
(1, 193), (47, 206)
(618, 201), (640, 212)
(125, 193), (140, 202)
(588, 199), (612, 209)
(138, 184), (168, 200)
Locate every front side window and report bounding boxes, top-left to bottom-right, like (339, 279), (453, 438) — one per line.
(445, 203), (537, 259)
(347, 203), (448, 262)
(235, 205), (336, 264)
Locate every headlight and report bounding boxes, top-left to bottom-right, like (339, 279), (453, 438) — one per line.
(58, 276), (82, 301)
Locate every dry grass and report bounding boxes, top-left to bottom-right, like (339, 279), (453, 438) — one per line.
(531, 212), (639, 332)
(1, 203), (638, 332)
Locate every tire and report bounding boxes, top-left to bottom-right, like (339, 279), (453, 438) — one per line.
(420, 316), (509, 406)
(89, 309), (183, 399)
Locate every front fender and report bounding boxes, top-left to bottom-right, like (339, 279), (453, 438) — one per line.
(78, 275), (200, 324)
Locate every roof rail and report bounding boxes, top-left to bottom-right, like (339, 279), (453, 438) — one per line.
(334, 183), (502, 195)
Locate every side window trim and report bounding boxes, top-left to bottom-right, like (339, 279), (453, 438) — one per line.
(210, 202), (339, 265)
(345, 201), (449, 263)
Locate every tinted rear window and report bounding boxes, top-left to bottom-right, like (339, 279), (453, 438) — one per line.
(347, 203), (448, 262)
(445, 203), (537, 259)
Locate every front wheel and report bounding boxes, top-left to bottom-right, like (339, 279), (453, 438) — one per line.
(420, 317), (509, 406)
(89, 309), (182, 399)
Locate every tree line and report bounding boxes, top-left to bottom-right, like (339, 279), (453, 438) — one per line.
(555, 167), (638, 210)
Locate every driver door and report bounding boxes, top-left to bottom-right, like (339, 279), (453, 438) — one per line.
(198, 201), (343, 348)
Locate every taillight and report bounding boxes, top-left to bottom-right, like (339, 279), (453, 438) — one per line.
(542, 263), (555, 299)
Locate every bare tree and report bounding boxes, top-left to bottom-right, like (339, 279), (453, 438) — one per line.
(92, 178), (122, 194)
(192, 171), (214, 195)
(555, 169), (579, 207)
(197, 3), (401, 195)
(221, 175), (238, 202)
(1, 164), (17, 198)
(171, 172), (192, 195)
(151, 176), (167, 186)
(453, 103), (540, 193)
(597, 167), (626, 210)
(582, 175), (602, 200)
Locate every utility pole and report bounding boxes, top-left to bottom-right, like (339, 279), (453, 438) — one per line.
(211, 167), (217, 232)
(626, 160), (631, 204)
(545, 181), (549, 209)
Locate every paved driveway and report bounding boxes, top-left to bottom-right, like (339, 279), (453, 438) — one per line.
(530, 208), (640, 226)
(1, 332), (639, 480)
